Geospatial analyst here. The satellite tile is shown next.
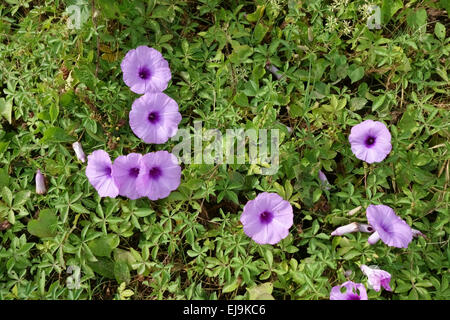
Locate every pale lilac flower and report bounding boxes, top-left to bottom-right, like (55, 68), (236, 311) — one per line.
(412, 228), (426, 239)
(331, 222), (374, 236)
(331, 222), (359, 236)
(112, 153), (143, 200)
(318, 170), (331, 190)
(366, 204), (413, 248)
(35, 169), (46, 195)
(349, 120), (392, 163)
(72, 141), (86, 163)
(330, 281), (368, 300)
(121, 46), (171, 94)
(85, 150), (119, 198)
(240, 192), (293, 245)
(136, 151), (181, 200)
(129, 92), (181, 144)
(360, 265), (392, 292)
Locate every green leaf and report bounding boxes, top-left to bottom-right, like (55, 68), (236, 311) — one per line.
(434, 22), (445, 40)
(88, 257), (115, 279)
(2, 186), (13, 207)
(247, 282), (275, 300)
(14, 190), (31, 207)
(114, 261), (131, 284)
(27, 209), (58, 238)
(253, 23), (268, 43)
(88, 234), (120, 257)
(222, 278), (240, 293)
(0, 98), (12, 124)
(381, 0), (403, 24)
(49, 103), (59, 123)
(41, 127), (75, 144)
(348, 65), (365, 84)
(246, 5), (265, 22)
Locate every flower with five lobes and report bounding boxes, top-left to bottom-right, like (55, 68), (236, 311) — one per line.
(129, 92), (181, 144)
(121, 45), (171, 94)
(349, 119), (392, 164)
(240, 192), (293, 245)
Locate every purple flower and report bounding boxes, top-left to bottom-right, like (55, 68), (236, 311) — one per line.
(35, 169), (46, 195)
(129, 92), (182, 144)
(366, 204), (412, 248)
(330, 281), (368, 300)
(349, 120), (392, 164)
(86, 150), (119, 198)
(360, 265), (392, 292)
(240, 192), (293, 245)
(121, 46), (171, 94)
(72, 141), (86, 163)
(136, 151), (181, 200)
(331, 222), (359, 236)
(331, 222), (374, 236)
(318, 170), (331, 190)
(112, 153), (143, 200)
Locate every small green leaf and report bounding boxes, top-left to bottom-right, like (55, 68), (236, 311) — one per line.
(434, 22), (445, 40)
(41, 127), (75, 144)
(348, 66), (365, 84)
(27, 209), (58, 238)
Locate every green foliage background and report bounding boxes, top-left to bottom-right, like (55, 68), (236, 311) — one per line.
(0, 0), (449, 300)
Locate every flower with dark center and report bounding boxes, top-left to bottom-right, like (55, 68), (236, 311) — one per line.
(112, 153), (143, 200)
(121, 46), (171, 94)
(330, 281), (368, 300)
(349, 120), (392, 163)
(129, 92), (181, 144)
(136, 151), (181, 201)
(86, 150), (118, 198)
(240, 192), (293, 245)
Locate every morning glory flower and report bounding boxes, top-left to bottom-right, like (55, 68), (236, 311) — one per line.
(121, 45), (171, 94)
(348, 120), (392, 164)
(72, 141), (86, 163)
(330, 281), (368, 300)
(112, 153), (143, 200)
(86, 150), (119, 198)
(136, 151), (181, 200)
(331, 222), (374, 236)
(360, 265), (392, 292)
(240, 192), (293, 245)
(318, 170), (331, 190)
(35, 169), (46, 195)
(129, 92), (182, 144)
(366, 204), (413, 248)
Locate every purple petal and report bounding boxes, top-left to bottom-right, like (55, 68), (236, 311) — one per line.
(361, 265), (392, 292)
(136, 151), (181, 200)
(129, 92), (182, 144)
(112, 153), (143, 200)
(86, 150), (119, 198)
(121, 46), (171, 94)
(331, 222), (359, 236)
(72, 142), (86, 163)
(349, 120), (392, 164)
(35, 169), (46, 195)
(366, 205), (413, 248)
(240, 192), (293, 245)
(330, 281), (368, 300)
